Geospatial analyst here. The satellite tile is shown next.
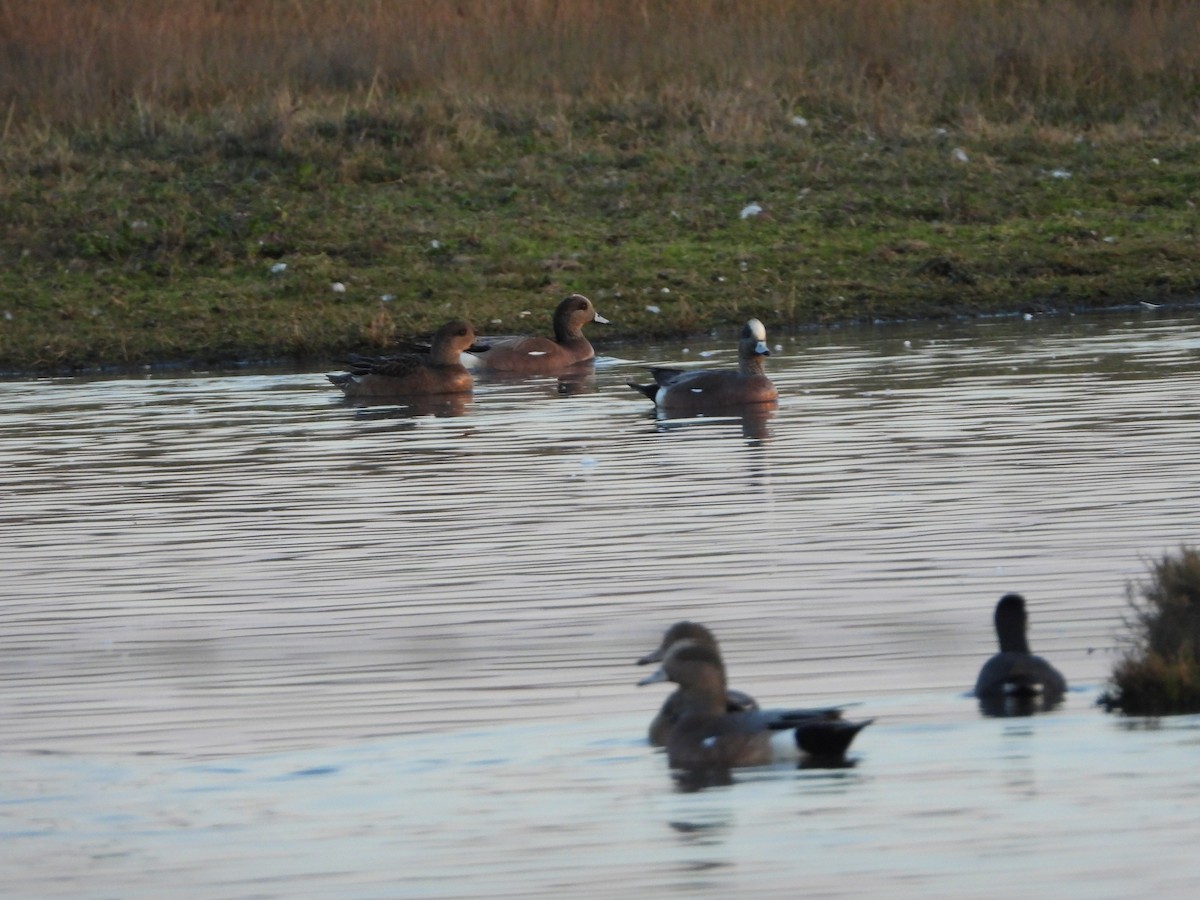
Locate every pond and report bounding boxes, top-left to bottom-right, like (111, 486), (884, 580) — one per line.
(2, 310), (1199, 897)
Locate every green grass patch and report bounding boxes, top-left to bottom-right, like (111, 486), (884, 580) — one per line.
(2, 3), (1200, 373)
(3, 118), (1198, 373)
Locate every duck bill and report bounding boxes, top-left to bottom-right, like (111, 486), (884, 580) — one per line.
(637, 667), (669, 686)
(754, 341), (770, 356)
(593, 313), (611, 325)
(636, 649), (664, 666)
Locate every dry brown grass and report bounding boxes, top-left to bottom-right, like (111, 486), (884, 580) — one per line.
(3, 0), (1200, 147)
(4, 2), (1200, 373)
(1108, 548), (1200, 716)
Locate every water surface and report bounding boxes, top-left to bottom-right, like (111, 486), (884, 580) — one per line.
(2, 311), (1199, 896)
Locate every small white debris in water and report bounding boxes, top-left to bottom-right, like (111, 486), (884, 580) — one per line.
(698, 350), (718, 358)
(1023, 312), (1034, 320)
(331, 282), (346, 293)
(270, 262), (287, 274)
(646, 305), (661, 314)
(740, 202), (763, 219)
(380, 294), (394, 303)
(791, 115), (808, 127)
(774, 344), (783, 352)
(681, 348), (690, 354)
(579, 456), (598, 469)
(951, 148), (969, 163)
(429, 239), (440, 249)
(661, 287), (670, 294)
(1104, 236), (1117, 243)
(1050, 168), (1072, 179)
(903, 340), (912, 348)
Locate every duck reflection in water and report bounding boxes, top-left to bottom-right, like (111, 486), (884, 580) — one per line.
(975, 593), (1068, 717)
(342, 393), (473, 420)
(474, 367), (599, 399)
(649, 407), (775, 441)
(637, 630), (872, 781)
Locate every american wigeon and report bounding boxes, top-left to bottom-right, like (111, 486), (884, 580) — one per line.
(974, 593), (1067, 714)
(638, 621), (848, 746)
(327, 319), (488, 398)
(627, 318), (778, 411)
(638, 638), (871, 769)
(470, 294), (609, 373)
(638, 640), (776, 768)
(638, 621), (760, 745)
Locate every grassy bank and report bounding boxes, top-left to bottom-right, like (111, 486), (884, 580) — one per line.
(2, 1), (1199, 373)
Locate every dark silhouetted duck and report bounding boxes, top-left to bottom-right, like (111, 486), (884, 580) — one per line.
(638, 638), (871, 769)
(627, 318), (778, 411)
(974, 593), (1067, 715)
(469, 294), (609, 373)
(327, 319), (488, 398)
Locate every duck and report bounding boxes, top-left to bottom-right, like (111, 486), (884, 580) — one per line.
(638, 621), (760, 744)
(327, 319), (488, 398)
(637, 621), (844, 746)
(627, 318), (778, 411)
(638, 640), (775, 769)
(637, 638), (872, 769)
(974, 593), (1067, 714)
(469, 294), (609, 373)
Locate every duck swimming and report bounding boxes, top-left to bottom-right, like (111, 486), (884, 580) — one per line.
(327, 319), (488, 398)
(637, 620), (842, 746)
(974, 593), (1067, 715)
(637, 636), (871, 768)
(469, 294), (609, 373)
(627, 318), (778, 411)
(638, 621), (760, 745)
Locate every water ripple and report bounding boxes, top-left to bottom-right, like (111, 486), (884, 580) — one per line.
(3, 313), (1200, 894)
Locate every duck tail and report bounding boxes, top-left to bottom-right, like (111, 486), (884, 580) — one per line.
(627, 382), (657, 401)
(794, 718), (874, 759)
